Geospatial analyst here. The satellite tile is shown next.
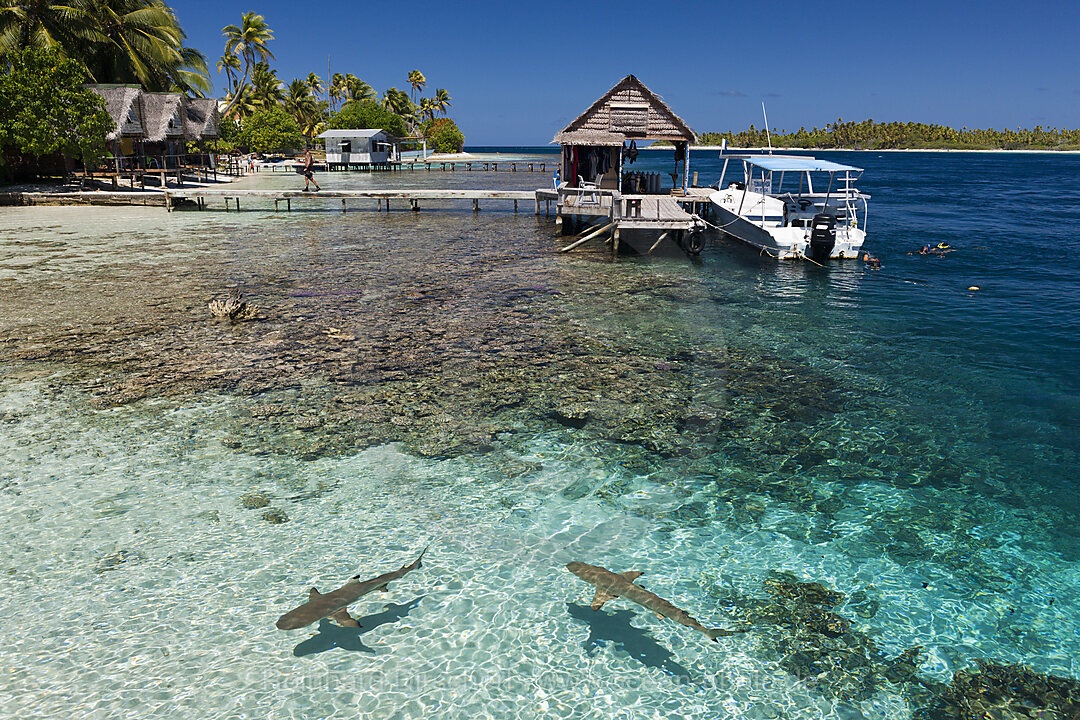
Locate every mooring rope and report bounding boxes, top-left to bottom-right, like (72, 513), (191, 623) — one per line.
(692, 213), (826, 266)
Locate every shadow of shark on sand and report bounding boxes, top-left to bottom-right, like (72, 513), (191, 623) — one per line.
(566, 603), (693, 683)
(293, 596), (425, 657)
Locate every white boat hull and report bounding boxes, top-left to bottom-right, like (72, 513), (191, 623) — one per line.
(708, 187), (865, 260)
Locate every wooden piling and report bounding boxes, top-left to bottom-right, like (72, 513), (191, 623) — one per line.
(561, 221), (614, 252)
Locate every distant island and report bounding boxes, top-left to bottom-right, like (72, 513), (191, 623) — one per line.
(658, 120), (1080, 151)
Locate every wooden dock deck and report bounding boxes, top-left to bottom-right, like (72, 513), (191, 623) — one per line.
(164, 188), (544, 213)
(555, 186), (709, 256)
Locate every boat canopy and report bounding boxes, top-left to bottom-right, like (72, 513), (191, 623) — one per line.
(743, 157), (862, 173)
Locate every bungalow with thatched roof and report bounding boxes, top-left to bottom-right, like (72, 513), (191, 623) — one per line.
(181, 98), (220, 142)
(83, 85), (223, 183)
(140, 92), (186, 166)
(87, 84), (145, 160)
(553, 74), (697, 193)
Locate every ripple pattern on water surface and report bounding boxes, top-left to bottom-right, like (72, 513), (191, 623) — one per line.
(2, 155), (1080, 719)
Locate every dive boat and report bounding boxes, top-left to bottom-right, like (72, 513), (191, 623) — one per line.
(708, 155), (870, 260)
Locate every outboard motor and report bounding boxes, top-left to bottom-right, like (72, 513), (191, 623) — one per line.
(809, 213), (836, 261)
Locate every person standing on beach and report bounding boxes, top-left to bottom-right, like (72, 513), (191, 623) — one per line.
(302, 149), (320, 192)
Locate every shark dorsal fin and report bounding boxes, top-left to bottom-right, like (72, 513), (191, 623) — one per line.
(331, 608), (361, 628)
(591, 589), (619, 611)
(619, 571), (644, 582)
(308, 587), (322, 600)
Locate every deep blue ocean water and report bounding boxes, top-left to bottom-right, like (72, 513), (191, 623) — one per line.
(1, 149), (1078, 718)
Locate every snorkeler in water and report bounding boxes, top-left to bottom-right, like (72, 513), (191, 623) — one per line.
(909, 243), (954, 257)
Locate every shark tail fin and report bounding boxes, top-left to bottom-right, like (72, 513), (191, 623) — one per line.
(705, 627), (741, 641)
(404, 546), (428, 572)
(331, 609), (361, 628)
(590, 589), (619, 611)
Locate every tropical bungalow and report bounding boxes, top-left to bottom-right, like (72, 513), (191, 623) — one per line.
(85, 85), (223, 184)
(553, 74), (697, 194)
(317, 129), (397, 170)
(140, 92), (186, 164)
(551, 75), (706, 256)
(91, 84), (146, 163)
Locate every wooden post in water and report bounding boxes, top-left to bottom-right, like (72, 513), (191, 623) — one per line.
(647, 231), (670, 255)
(342, 199), (347, 213)
(561, 221), (614, 252)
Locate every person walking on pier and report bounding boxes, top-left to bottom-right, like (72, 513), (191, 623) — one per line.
(302, 149), (320, 192)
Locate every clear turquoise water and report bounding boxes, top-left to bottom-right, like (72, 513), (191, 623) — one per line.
(0, 151), (1078, 718)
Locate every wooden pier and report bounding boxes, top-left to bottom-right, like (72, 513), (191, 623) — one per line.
(164, 188), (546, 214)
(555, 186), (708, 255)
(256, 160), (555, 174)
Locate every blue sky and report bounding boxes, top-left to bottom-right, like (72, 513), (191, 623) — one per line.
(177, 0), (1080, 145)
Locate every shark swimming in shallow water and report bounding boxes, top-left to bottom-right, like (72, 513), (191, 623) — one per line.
(566, 561), (740, 641)
(276, 549), (426, 631)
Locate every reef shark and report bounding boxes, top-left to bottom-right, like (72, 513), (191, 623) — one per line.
(276, 549), (426, 631)
(566, 561), (740, 641)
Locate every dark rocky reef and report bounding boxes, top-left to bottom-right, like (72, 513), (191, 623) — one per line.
(917, 660), (1080, 720)
(713, 572), (928, 702)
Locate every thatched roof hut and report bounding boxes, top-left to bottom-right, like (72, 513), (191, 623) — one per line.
(140, 93), (186, 143)
(554, 74), (697, 146)
(182, 98), (220, 141)
(87, 84), (145, 141)
(553, 75), (697, 192)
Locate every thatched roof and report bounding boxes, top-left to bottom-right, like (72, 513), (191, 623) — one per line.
(553, 75), (697, 146)
(87, 85), (144, 141)
(182, 98), (219, 140)
(141, 93), (185, 142)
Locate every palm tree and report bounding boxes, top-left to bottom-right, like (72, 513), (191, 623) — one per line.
(217, 52), (240, 93)
(1, 0), (209, 95)
(381, 87), (412, 116)
(220, 12), (273, 115)
(407, 69), (425, 104)
(345, 73), (374, 102)
(432, 88), (451, 117)
(0, 0), (94, 56)
(78, 0), (208, 96)
(249, 60), (283, 109)
(222, 81), (257, 121)
(419, 97), (436, 123)
(328, 71), (346, 111)
(305, 71), (322, 98)
(284, 78), (322, 144)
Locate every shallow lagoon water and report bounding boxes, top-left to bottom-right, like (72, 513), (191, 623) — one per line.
(1, 153), (1079, 719)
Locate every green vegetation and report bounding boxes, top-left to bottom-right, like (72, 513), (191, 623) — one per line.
(697, 119), (1080, 151)
(0, 4), (465, 164)
(216, 14), (462, 153)
(0, 47), (113, 179)
(423, 118), (464, 154)
(237, 107), (301, 153)
(329, 101), (407, 140)
(0, 0), (210, 95)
